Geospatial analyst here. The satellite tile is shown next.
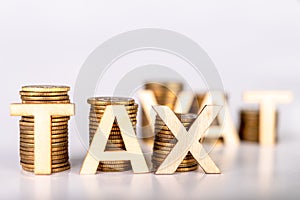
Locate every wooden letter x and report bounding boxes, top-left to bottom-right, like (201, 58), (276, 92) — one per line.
(10, 104), (75, 175)
(80, 105), (149, 174)
(153, 105), (221, 174)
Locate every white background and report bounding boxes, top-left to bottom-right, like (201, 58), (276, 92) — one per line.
(0, 0), (300, 199)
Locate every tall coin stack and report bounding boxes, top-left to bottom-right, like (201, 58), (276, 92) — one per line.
(88, 97), (138, 172)
(152, 113), (199, 172)
(19, 85), (71, 173)
(239, 109), (278, 142)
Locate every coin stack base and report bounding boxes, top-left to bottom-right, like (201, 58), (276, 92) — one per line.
(152, 113), (199, 172)
(88, 97), (138, 172)
(19, 85), (71, 173)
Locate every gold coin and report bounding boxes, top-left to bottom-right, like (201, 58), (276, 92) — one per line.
(89, 138), (124, 144)
(155, 133), (175, 139)
(105, 139), (125, 144)
(104, 143), (125, 148)
(20, 145), (68, 152)
(152, 148), (172, 155)
(87, 97), (135, 105)
(89, 120), (137, 125)
(176, 165), (199, 172)
(20, 132), (68, 139)
(20, 121), (69, 127)
(22, 163), (70, 173)
(20, 91), (69, 97)
(99, 166), (131, 170)
(106, 135), (124, 140)
(21, 116), (70, 123)
(99, 161), (130, 165)
(20, 161), (69, 169)
(103, 147), (126, 151)
(154, 141), (176, 148)
(155, 137), (177, 144)
(21, 157), (69, 164)
(89, 113), (137, 119)
(20, 137), (67, 144)
(180, 159), (198, 165)
(90, 103), (138, 110)
(21, 95), (69, 101)
(52, 164), (71, 173)
(21, 163), (71, 172)
(20, 129), (68, 135)
(153, 146), (173, 153)
(20, 124), (68, 131)
(20, 141), (68, 148)
(89, 127), (136, 133)
(20, 149), (68, 156)
(98, 166), (131, 172)
(89, 122), (137, 128)
(89, 128), (136, 134)
(89, 109), (137, 115)
(89, 123), (137, 129)
(21, 85), (70, 92)
(99, 163), (131, 168)
(22, 100), (71, 104)
(98, 168), (131, 172)
(89, 130), (123, 134)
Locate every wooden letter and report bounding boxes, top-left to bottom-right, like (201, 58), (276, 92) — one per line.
(153, 105), (221, 174)
(80, 105), (149, 174)
(244, 91), (293, 145)
(200, 91), (240, 145)
(10, 104), (75, 175)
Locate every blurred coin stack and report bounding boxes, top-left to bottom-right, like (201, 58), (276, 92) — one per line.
(142, 82), (183, 140)
(189, 93), (206, 114)
(152, 113), (199, 172)
(19, 85), (71, 173)
(239, 109), (278, 143)
(88, 97), (138, 172)
(144, 82), (183, 110)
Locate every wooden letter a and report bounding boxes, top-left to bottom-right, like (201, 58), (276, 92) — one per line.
(80, 105), (149, 174)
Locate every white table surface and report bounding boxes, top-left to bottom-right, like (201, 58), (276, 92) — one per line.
(1, 132), (299, 200)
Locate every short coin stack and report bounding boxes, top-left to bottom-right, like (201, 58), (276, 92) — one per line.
(88, 97), (138, 172)
(19, 85), (71, 173)
(152, 113), (199, 172)
(239, 109), (278, 143)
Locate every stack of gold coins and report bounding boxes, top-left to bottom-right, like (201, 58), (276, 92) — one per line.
(152, 113), (199, 172)
(239, 109), (278, 143)
(88, 97), (138, 172)
(144, 82), (183, 110)
(19, 85), (71, 173)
